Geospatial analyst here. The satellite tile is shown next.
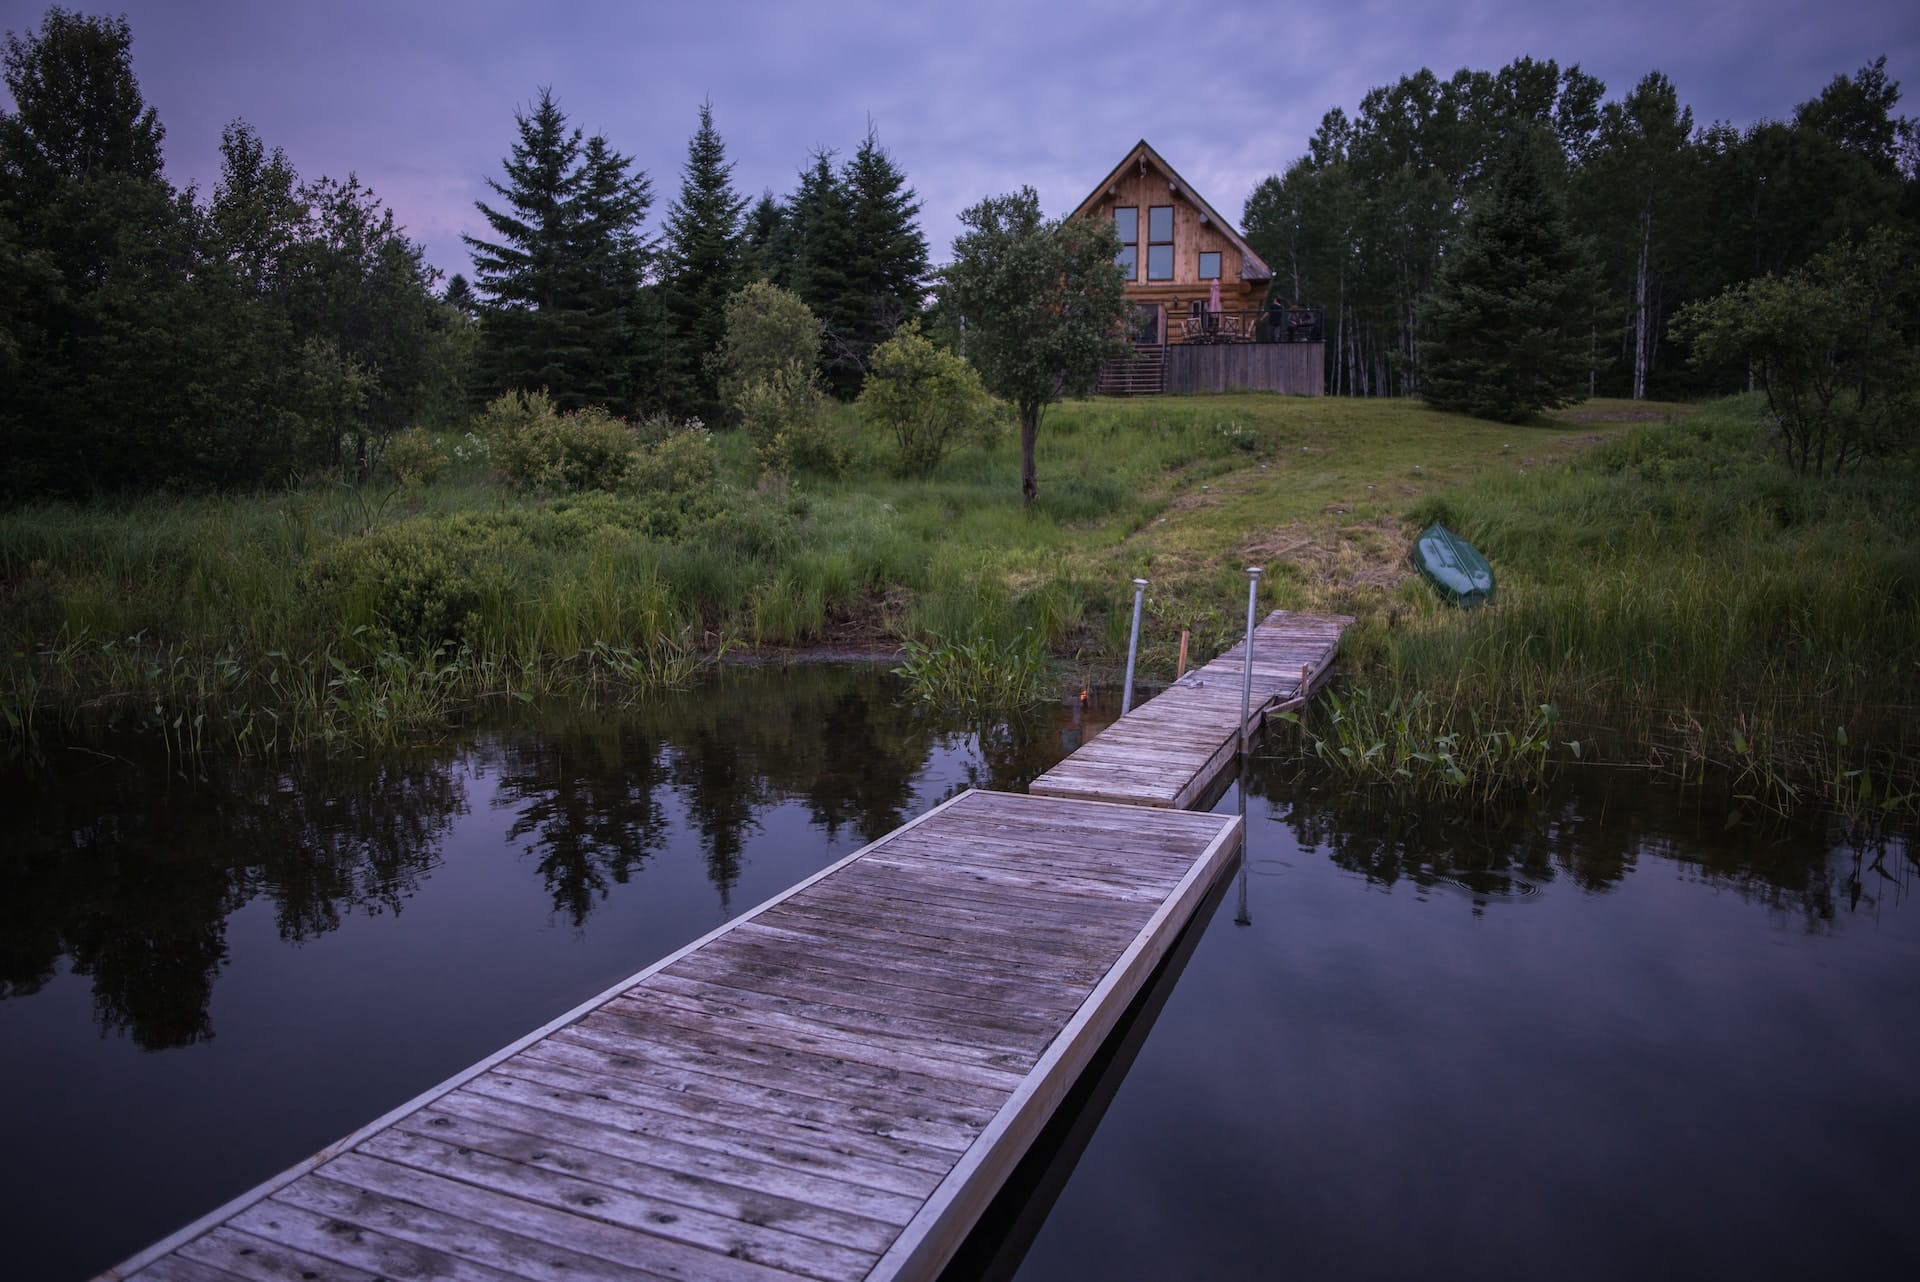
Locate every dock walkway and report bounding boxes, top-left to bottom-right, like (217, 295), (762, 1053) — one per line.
(1030, 610), (1352, 808)
(107, 790), (1241, 1282)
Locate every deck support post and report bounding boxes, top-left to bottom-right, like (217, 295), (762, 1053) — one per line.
(1239, 567), (1264, 757)
(1121, 578), (1149, 715)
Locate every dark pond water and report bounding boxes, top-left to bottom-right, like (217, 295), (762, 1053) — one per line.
(2, 665), (1915, 1281)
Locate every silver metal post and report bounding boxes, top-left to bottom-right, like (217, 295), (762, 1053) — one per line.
(1234, 752), (1251, 926)
(1239, 566), (1264, 757)
(1120, 578), (1149, 715)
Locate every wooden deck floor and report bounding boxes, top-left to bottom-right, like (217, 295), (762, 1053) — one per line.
(1030, 610), (1352, 808)
(105, 790), (1241, 1282)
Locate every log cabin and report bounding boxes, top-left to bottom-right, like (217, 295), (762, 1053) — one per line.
(1072, 140), (1323, 395)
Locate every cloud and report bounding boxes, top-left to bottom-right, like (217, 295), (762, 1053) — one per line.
(12, 0), (1910, 276)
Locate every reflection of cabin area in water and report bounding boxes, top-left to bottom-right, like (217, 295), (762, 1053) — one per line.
(1074, 140), (1325, 395)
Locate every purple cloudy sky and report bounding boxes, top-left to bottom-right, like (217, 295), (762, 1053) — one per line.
(4, 0), (1913, 281)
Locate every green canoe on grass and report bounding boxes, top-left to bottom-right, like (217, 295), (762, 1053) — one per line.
(1413, 522), (1495, 607)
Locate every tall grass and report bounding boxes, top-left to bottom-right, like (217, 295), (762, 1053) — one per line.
(5, 392), (1914, 807)
(1337, 396), (1920, 814)
(893, 632), (1050, 713)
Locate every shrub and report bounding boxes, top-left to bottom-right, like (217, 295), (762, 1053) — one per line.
(480, 390), (640, 492)
(736, 360), (825, 448)
(858, 323), (1004, 474)
(632, 425), (719, 496)
(380, 427), (447, 488)
(305, 523), (488, 650)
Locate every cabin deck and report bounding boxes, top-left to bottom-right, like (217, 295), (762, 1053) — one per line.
(103, 790), (1241, 1282)
(1029, 610), (1351, 808)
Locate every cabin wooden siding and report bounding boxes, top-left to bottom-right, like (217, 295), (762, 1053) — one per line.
(1073, 141), (1272, 319)
(1087, 166), (1264, 313)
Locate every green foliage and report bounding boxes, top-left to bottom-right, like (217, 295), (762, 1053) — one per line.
(630, 425), (719, 498)
(659, 101), (748, 421)
(380, 428), (447, 488)
(734, 361), (825, 447)
(858, 323), (1003, 474)
(463, 88), (654, 414)
(1240, 55), (1917, 402)
(711, 281), (821, 414)
(1421, 127), (1597, 422)
(0, 14), (455, 498)
(305, 524), (489, 650)
(894, 632), (1049, 714)
(1286, 687), (1562, 804)
(479, 389), (640, 492)
(941, 187), (1130, 503)
(1672, 230), (1919, 475)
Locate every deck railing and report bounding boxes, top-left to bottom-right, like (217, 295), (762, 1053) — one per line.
(1128, 303), (1326, 347)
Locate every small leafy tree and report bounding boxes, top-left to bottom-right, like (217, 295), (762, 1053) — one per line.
(858, 323), (1001, 474)
(710, 280), (821, 415)
(1674, 230), (1918, 476)
(1421, 127), (1596, 422)
(941, 188), (1129, 503)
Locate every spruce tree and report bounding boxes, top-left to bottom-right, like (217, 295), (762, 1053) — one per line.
(1422, 127), (1595, 422)
(571, 133), (653, 412)
(743, 190), (790, 285)
(464, 88), (586, 404)
(842, 127), (928, 370)
(465, 90), (653, 414)
(785, 148), (857, 391)
(659, 101), (747, 421)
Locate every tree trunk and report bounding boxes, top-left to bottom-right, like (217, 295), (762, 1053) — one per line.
(1020, 408), (1039, 505)
(1632, 212), (1651, 401)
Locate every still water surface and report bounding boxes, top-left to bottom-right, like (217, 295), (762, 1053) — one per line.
(2, 666), (1914, 1280)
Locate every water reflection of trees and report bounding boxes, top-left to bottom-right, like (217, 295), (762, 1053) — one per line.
(2, 666), (1077, 1045)
(0, 748), (463, 1049)
(491, 668), (966, 915)
(1254, 760), (1916, 925)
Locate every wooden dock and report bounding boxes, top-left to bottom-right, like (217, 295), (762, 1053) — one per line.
(1030, 610), (1351, 808)
(103, 790), (1241, 1282)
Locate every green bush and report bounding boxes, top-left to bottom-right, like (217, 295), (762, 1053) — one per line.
(305, 523), (489, 650)
(737, 361), (825, 448)
(480, 389), (640, 492)
(858, 323), (1004, 474)
(379, 427), (447, 488)
(632, 425), (719, 496)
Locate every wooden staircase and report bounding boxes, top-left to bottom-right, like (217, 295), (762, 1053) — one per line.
(1097, 340), (1166, 396)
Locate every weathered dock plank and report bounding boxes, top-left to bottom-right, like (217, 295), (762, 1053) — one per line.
(104, 789), (1241, 1282)
(1029, 609), (1350, 807)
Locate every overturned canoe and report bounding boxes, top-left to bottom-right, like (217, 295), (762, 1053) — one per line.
(1413, 521), (1495, 607)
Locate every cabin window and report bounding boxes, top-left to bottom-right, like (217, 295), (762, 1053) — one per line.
(1114, 207), (1138, 280)
(1147, 206), (1173, 280)
(1198, 251), (1222, 280)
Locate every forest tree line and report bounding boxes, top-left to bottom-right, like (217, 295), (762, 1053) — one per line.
(4, 8), (1916, 501)
(1242, 56), (1920, 399)
(0, 8), (927, 499)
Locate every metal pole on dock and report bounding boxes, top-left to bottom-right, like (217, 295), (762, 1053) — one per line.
(1121, 578), (1149, 715)
(1239, 566), (1263, 757)
(1234, 752), (1252, 926)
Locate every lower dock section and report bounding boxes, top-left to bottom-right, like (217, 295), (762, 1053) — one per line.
(105, 789), (1242, 1282)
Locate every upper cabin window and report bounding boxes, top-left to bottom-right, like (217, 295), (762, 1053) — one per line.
(1114, 207), (1138, 281)
(1147, 206), (1173, 280)
(1198, 251), (1222, 280)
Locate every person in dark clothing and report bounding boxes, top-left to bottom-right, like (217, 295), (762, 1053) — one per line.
(1267, 295), (1289, 342)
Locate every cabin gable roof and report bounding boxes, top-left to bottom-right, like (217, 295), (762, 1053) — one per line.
(1071, 140), (1273, 283)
